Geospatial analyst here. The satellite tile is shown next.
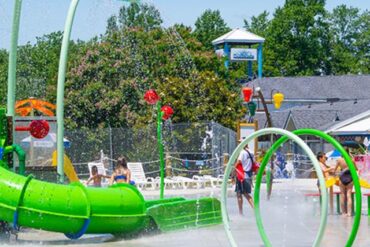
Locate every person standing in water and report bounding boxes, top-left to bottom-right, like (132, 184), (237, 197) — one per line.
(86, 165), (110, 187)
(334, 148), (358, 217)
(316, 152), (334, 193)
(234, 142), (254, 215)
(109, 157), (132, 185)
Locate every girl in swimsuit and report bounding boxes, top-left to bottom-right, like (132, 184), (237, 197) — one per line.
(109, 157), (132, 185)
(333, 148), (358, 217)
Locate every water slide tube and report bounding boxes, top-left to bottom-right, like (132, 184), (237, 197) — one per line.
(0, 162), (221, 238)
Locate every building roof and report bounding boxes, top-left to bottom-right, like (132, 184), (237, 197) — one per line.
(212, 28), (265, 46)
(253, 111), (290, 129)
(326, 110), (370, 135)
(332, 117), (370, 135)
(252, 99), (370, 131)
(246, 75), (370, 101)
(285, 99), (370, 130)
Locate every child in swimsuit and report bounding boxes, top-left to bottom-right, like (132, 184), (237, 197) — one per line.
(86, 165), (110, 187)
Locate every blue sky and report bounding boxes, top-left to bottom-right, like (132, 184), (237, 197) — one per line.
(0, 0), (369, 49)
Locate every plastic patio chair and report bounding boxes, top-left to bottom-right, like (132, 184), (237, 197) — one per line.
(127, 162), (156, 190)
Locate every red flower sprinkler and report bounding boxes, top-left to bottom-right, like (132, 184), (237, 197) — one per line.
(161, 105), (174, 120)
(144, 89), (160, 105)
(144, 89), (174, 199)
(15, 120), (50, 139)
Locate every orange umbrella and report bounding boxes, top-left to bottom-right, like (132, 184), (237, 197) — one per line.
(15, 99), (56, 117)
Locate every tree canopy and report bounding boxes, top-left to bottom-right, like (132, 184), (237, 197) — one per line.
(0, 1), (368, 130)
(194, 9), (231, 49)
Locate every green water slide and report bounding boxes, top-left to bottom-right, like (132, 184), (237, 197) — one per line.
(0, 105), (220, 238)
(0, 164), (221, 238)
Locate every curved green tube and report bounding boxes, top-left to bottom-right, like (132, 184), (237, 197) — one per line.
(7, 0), (22, 117)
(4, 144), (26, 175)
(0, 165), (221, 237)
(0, 165), (147, 234)
(257, 129), (361, 247)
(56, 0), (80, 184)
(221, 128), (327, 247)
(266, 165), (271, 198)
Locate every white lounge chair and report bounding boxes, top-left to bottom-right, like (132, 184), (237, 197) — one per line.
(127, 162), (156, 190)
(172, 175), (210, 189)
(202, 175), (224, 188)
(192, 175), (206, 189)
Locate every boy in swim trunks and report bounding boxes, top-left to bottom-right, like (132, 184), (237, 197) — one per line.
(86, 165), (110, 187)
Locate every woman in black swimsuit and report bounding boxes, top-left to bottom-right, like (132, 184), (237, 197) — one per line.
(333, 148), (358, 217)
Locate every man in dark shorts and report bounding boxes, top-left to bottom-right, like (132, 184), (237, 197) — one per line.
(235, 142), (254, 215)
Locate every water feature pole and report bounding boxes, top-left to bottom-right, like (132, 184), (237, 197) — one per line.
(157, 101), (165, 199)
(144, 90), (173, 199)
(7, 0), (23, 168)
(56, 0), (80, 183)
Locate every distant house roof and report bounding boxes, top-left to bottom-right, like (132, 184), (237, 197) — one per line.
(253, 99), (370, 131)
(253, 111), (290, 129)
(326, 110), (370, 135)
(246, 75), (370, 101)
(212, 28), (265, 46)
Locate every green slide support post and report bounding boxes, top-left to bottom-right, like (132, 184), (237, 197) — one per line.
(3, 145), (26, 175)
(257, 129), (361, 247)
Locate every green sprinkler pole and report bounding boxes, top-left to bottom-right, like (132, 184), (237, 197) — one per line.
(56, 0), (80, 183)
(157, 101), (165, 199)
(7, 0), (22, 118)
(7, 0), (23, 166)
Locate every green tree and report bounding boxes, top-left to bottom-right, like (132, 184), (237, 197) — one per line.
(65, 25), (243, 130)
(244, 11), (271, 37)
(328, 5), (361, 74)
(0, 49), (8, 105)
(107, 2), (162, 32)
(264, 0), (330, 76)
(194, 9), (231, 49)
(14, 31), (86, 102)
(330, 5), (361, 49)
(156, 71), (244, 129)
(356, 11), (370, 74)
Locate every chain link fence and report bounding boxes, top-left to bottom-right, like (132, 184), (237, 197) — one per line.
(15, 122), (236, 181)
(66, 122), (236, 179)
